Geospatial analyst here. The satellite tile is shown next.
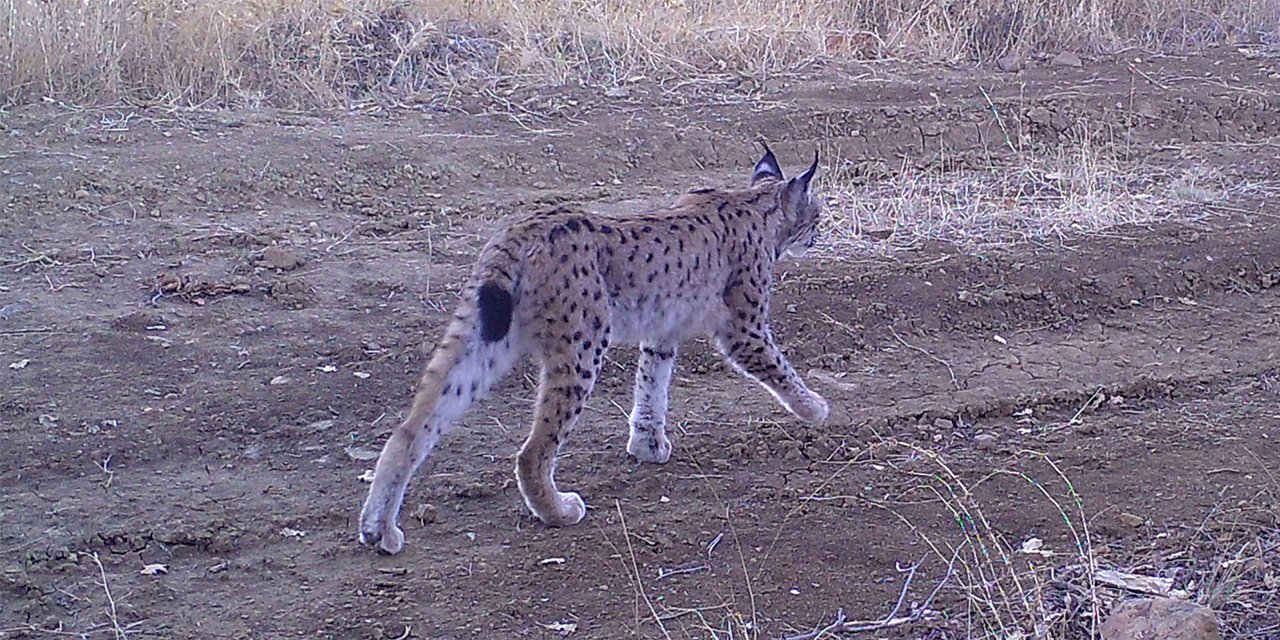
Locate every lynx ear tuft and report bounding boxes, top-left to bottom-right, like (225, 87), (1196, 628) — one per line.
(751, 141), (784, 185)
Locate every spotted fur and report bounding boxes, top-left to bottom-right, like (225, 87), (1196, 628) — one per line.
(358, 144), (829, 554)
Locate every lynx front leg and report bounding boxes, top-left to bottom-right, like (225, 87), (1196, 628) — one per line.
(627, 342), (676, 463)
(715, 323), (828, 424)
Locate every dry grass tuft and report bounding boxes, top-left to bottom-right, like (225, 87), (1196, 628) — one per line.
(826, 440), (1105, 639)
(792, 436), (1280, 639)
(2, 0), (1278, 107)
(818, 142), (1267, 259)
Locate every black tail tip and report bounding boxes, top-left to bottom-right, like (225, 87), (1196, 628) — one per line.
(477, 282), (514, 343)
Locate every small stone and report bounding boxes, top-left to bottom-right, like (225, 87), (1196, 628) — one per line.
(1027, 106), (1053, 127)
(1119, 512), (1145, 527)
(920, 122), (947, 137)
(1101, 597), (1222, 640)
(604, 86), (630, 99)
(261, 246), (302, 271)
(1051, 51), (1084, 68)
(974, 433), (998, 451)
(413, 503), (437, 524)
(823, 404), (854, 427)
(1074, 421), (1102, 436)
(933, 417), (955, 430)
(995, 54), (1024, 72)
(457, 482), (492, 498)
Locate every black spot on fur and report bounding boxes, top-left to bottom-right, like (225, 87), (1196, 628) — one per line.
(477, 282), (514, 343)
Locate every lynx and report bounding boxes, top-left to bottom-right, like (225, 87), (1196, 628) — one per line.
(359, 144), (829, 554)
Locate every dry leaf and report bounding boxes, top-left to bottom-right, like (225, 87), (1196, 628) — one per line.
(8, 359), (29, 370)
(140, 563), (168, 575)
(542, 621), (577, 635)
(345, 446), (379, 461)
(1095, 568), (1187, 598)
(1019, 537), (1053, 556)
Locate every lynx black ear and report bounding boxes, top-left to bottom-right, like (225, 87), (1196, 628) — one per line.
(782, 150), (819, 210)
(795, 149), (819, 191)
(752, 142), (784, 185)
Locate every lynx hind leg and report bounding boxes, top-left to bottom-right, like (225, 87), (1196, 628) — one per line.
(516, 308), (610, 526)
(358, 413), (439, 554)
(627, 342), (676, 464)
(715, 322), (828, 425)
(359, 331), (518, 554)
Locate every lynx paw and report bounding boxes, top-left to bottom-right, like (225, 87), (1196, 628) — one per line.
(627, 424), (673, 464)
(533, 491), (587, 527)
(358, 519), (405, 555)
(791, 393), (829, 424)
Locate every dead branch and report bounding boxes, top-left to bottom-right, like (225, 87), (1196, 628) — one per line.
(778, 550), (959, 640)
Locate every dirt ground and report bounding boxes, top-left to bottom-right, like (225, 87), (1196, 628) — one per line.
(3, 47), (1280, 639)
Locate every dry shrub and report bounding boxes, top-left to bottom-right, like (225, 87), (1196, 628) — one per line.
(816, 139), (1276, 259)
(1, 0), (1277, 107)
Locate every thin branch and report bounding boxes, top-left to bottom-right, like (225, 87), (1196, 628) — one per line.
(89, 552), (129, 639)
(889, 326), (961, 390)
(615, 501), (673, 640)
(778, 550), (960, 640)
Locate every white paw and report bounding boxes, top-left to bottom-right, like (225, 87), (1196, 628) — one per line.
(537, 491), (587, 527)
(359, 514), (406, 555)
(377, 525), (405, 555)
(793, 393), (829, 424)
(627, 431), (673, 464)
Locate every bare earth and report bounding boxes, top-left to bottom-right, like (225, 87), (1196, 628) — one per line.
(2, 48), (1279, 639)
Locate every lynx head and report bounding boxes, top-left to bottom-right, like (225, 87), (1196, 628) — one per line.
(751, 142), (823, 257)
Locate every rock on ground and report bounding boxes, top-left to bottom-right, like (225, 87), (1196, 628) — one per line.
(1101, 598), (1222, 640)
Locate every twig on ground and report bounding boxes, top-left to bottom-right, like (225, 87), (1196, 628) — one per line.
(888, 326), (961, 389)
(0, 327), (56, 335)
(656, 563), (709, 579)
(1127, 64), (1171, 90)
(1066, 388), (1106, 424)
(89, 552), (128, 639)
(778, 550), (959, 640)
(978, 85), (1017, 153)
(614, 501), (673, 640)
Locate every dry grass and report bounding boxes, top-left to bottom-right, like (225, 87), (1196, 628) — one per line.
(817, 141), (1268, 259)
(2, 0), (1278, 108)
(788, 436), (1278, 639)
(808, 439), (1106, 639)
(608, 425), (1278, 639)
